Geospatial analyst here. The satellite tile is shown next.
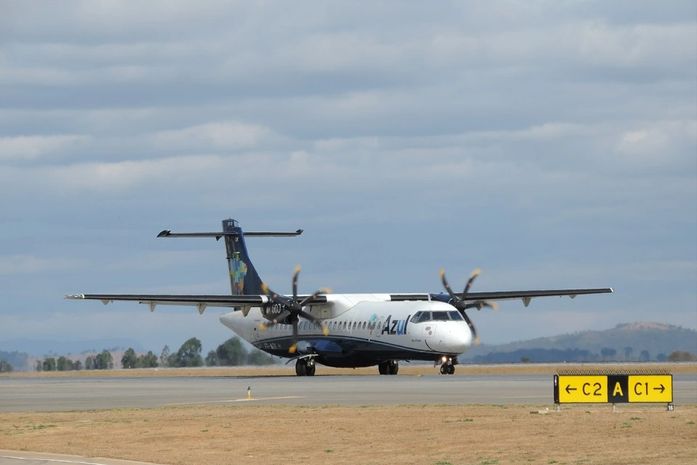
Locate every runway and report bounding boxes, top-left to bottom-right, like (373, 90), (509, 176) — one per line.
(2, 373), (696, 412)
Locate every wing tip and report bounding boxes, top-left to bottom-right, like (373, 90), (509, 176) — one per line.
(65, 293), (85, 300)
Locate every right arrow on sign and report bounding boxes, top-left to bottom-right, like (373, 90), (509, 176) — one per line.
(654, 384), (665, 393)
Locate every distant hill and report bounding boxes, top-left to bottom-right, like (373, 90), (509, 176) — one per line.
(461, 322), (697, 363)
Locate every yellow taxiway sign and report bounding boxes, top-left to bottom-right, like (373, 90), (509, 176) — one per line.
(627, 375), (672, 403)
(554, 374), (673, 404)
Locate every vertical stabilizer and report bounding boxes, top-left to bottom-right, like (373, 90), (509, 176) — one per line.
(222, 219), (263, 295)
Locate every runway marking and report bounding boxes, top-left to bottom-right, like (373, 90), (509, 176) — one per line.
(1, 455), (111, 465)
(165, 395), (304, 406)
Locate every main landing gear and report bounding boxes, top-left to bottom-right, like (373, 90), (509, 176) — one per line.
(378, 360), (399, 375)
(295, 357), (316, 376)
(438, 356), (456, 375)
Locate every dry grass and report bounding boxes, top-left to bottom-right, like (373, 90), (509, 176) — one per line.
(1, 404), (696, 465)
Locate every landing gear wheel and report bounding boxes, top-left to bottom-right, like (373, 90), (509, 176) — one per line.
(388, 360), (399, 375)
(295, 358), (316, 376)
(295, 358), (307, 376)
(379, 360), (399, 375)
(305, 359), (316, 376)
(439, 360), (456, 375)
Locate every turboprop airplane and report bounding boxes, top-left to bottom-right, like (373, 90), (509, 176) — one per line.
(67, 219), (612, 376)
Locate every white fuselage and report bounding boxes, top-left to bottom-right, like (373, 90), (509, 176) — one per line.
(219, 293), (473, 366)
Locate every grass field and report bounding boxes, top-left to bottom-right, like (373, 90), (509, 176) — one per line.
(1, 364), (696, 465)
(1, 404), (695, 465)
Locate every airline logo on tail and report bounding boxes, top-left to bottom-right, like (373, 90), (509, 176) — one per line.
(230, 252), (248, 294)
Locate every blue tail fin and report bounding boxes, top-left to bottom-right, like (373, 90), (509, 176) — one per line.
(222, 219), (263, 295)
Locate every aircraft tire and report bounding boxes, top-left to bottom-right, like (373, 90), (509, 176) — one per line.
(440, 362), (455, 375)
(377, 360), (399, 375)
(295, 359), (307, 376)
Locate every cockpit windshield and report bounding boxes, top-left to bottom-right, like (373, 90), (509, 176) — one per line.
(411, 310), (464, 323)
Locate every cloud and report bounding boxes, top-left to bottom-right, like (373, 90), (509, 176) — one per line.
(0, 134), (89, 162)
(615, 120), (697, 166)
(573, 21), (696, 70)
(152, 121), (274, 152)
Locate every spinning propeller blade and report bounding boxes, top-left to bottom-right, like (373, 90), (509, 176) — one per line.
(439, 267), (496, 346)
(261, 266), (330, 353)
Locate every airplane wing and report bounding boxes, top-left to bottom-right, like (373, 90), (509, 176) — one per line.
(427, 287), (613, 307)
(65, 293), (328, 314)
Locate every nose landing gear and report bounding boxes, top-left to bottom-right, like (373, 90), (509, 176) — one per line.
(438, 356), (456, 375)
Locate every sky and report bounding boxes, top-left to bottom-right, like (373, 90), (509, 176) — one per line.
(1, 1), (695, 356)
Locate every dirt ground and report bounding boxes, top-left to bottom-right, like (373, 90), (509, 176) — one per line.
(0, 403), (695, 465)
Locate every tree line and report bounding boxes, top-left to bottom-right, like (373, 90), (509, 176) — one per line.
(32, 336), (276, 371)
(0, 359), (13, 372)
(157, 337), (275, 368)
(35, 350), (114, 371)
(0, 350), (28, 372)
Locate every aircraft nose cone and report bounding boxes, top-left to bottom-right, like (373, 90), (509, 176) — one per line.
(450, 325), (472, 353)
(431, 324), (472, 353)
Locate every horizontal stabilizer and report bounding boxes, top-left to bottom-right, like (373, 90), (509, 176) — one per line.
(157, 229), (303, 239)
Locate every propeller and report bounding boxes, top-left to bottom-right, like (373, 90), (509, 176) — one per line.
(439, 268), (498, 345)
(259, 265), (330, 354)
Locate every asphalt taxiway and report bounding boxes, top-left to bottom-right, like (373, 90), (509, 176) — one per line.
(2, 373), (696, 412)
